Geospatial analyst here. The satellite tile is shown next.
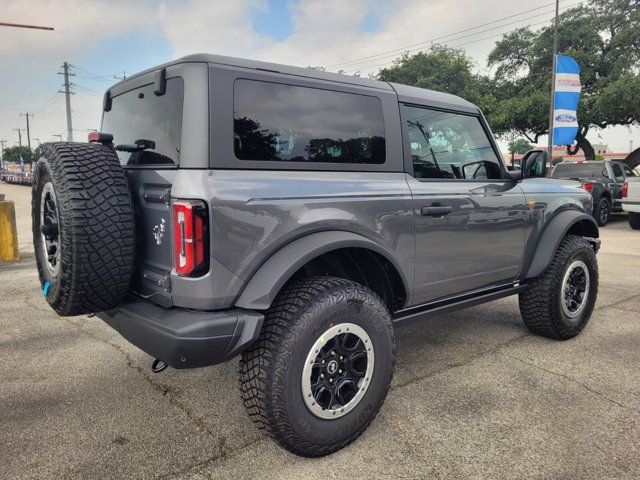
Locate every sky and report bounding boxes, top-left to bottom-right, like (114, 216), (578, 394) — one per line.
(0, 0), (637, 154)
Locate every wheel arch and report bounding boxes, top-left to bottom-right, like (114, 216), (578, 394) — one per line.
(599, 189), (612, 203)
(524, 210), (599, 279)
(234, 231), (409, 311)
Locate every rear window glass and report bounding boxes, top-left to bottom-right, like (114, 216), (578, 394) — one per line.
(552, 163), (606, 179)
(102, 77), (183, 166)
(233, 79), (385, 164)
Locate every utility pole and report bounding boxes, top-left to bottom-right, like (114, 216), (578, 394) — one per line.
(59, 62), (75, 142)
(547, 0), (560, 159)
(13, 128), (23, 149)
(20, 112), (33, 150)
(0, 139), (6, 166)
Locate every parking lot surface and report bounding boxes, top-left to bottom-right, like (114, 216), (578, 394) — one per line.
(2, 181), (639, 479)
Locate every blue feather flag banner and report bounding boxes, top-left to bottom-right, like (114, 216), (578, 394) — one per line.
(552, 55), (581, 146)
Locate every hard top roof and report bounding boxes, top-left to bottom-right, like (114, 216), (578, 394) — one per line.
(115, 53), (479, 113)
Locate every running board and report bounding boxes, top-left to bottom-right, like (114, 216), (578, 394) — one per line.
(392, 283), (528, 327)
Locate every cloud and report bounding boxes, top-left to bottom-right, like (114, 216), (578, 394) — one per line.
(153, 0), (542, 76)
(0, 0), (155, 58)
(1, 0), (635, 151)
(158, 0), (274, 59)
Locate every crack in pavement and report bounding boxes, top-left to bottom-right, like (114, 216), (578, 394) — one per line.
(390, 334), (530, 392)
(41, 310), (271, 479)
(160, 436), (267, 480)
(594, 292), (640, 310)
(52, 315), (263, 475)
(505, 354), (628, 409)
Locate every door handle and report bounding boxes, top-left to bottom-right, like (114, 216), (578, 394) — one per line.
(421, 206), (453, 216)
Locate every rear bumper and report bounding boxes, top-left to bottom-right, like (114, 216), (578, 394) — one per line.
(97, 296), (263, 369)
(622, 200), (640, 213)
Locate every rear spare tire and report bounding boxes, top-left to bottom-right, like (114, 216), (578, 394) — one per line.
(32, 142), (135, 316)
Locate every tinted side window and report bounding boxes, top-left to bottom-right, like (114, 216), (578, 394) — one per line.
(612, 163), (624, 180)
(233, 80), (385, 164)
(102, 78), (183, 166)
(403, 105), (502, 180)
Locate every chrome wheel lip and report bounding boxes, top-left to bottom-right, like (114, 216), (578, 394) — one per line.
(40, 182), (60, 277)
(301, 322), (374, 420)
(561, 260), (590, 319)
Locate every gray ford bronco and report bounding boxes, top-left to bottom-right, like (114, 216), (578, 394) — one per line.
(32, 54), (601, 457)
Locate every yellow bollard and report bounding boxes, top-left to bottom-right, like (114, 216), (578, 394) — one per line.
(0, 200), (20, 262)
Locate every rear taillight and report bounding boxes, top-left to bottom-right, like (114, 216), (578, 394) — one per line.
(622, 182), (628, 198)
(173, 200), (208, 277)
(87, 132), (113, 145)
(582, 182), (593, 193)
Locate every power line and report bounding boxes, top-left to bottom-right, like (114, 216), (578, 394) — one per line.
(341, 4), (578, 74)
(73, 85), (103, 98)
(326, 1), (565, 69)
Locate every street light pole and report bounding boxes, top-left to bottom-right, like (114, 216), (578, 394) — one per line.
(547, 0), (560, 159)
(0, 22), (53, 30)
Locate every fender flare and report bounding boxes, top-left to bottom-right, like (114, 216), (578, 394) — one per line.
(234, 231), (409, 310)
(524, 210), (599, 279)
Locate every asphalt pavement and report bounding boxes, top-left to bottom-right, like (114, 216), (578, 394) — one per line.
(1, 181), (639, 479)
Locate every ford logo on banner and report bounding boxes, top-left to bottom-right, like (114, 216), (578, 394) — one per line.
(552, 55), (581, 146)
(555, 113), (577, 123)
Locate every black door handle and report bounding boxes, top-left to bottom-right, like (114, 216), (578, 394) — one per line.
(421, 206), (453, 216)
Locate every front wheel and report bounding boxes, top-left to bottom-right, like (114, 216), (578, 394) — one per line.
(519, 235), (598, 340)
(239, 276), (395, 457)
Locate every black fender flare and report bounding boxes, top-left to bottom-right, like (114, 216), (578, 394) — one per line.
(524, 210), (599, 279)
(234, 231), (410, 310)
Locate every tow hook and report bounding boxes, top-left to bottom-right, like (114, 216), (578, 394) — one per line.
(151, 359), (168, 373)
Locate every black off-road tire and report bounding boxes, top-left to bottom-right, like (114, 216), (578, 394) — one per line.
(594, 197), (610, 226)
(519, 235), (598, 340)
(32, 142), (135, 316)
(629, 213), (640, 230)
(239, 276), (395, 457)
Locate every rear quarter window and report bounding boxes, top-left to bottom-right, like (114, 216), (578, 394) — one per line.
(101, 77), (184, 166)
(552, 163), (605, 179)
(233, 79), (385, 164)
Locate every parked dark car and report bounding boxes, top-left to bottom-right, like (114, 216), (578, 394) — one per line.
(552, 160), (637, 225)
(32, 54), (601, 457)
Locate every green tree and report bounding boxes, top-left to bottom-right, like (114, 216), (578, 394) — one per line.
(2, 146), (35, 165)
(508, 138), (534, 154)
(487, 0), (640, 159)
(377, 46), (487, 106)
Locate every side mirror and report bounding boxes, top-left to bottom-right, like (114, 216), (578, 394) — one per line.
(521, 149), (549, 178)
(508, 169), (523, 181)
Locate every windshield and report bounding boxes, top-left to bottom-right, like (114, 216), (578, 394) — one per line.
(552, 163), (606, 179)
(101, 77), (184, 166)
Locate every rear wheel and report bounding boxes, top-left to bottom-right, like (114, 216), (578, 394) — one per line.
(239, 276), (395, 457)
(519, 235), (598, 340)
(595, 197), (610, 226)
(629, 213), (640, 230)
(32, 142), (136, 316)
